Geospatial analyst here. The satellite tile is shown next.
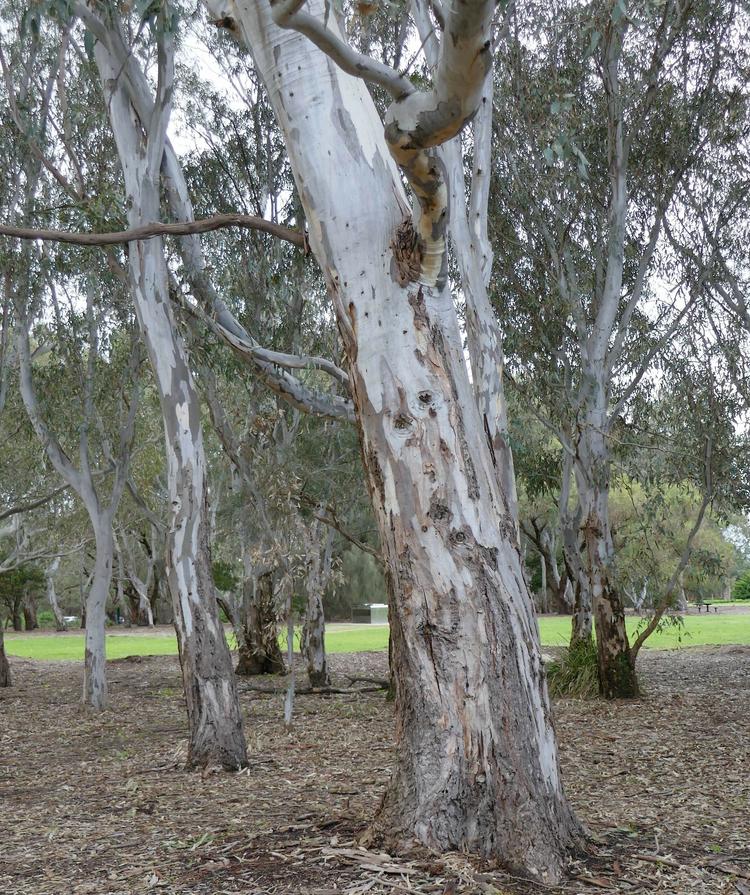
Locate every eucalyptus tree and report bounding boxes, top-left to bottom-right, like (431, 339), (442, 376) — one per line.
(0, 13), (142, 707)
(54, 5), (249, 767)
(1, 0), (248, 762)
(8, 0), (583, 869)
(617, 317), (750, 660)
(15, 281), (141, 709)
(490, 0), (746, 696)
(198, 0), (581, 874)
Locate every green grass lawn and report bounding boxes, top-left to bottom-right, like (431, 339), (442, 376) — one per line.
(4, 612), (749, 662)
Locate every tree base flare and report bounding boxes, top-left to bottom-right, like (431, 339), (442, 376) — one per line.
(367, 791), (584, 885)
(235, 644), (285, 676)
(599, 651), (640, 700)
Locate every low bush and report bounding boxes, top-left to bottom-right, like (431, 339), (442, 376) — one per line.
(546, 637), (599, 698)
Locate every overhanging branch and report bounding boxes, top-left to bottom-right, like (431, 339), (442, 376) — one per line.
(0, 213), (306, 249)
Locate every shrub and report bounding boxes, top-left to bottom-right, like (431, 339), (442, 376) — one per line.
(732, 571), (750, 601)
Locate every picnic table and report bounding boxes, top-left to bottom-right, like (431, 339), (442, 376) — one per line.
(695, 602), (719, 613)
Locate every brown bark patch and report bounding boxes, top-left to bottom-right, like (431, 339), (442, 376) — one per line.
(391, 218), (423, 286)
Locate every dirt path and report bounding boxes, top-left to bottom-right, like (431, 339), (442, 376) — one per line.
(0, 647), (748, 894)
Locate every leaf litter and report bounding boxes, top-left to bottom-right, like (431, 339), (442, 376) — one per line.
(0, 645), (747, 894)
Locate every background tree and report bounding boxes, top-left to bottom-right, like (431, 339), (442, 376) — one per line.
(491, 0), (747, 695)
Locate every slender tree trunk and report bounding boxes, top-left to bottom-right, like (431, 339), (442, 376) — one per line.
(79, 564), (91, 628)
(22, 595), (38, 631)
(576, 406), (638, 699)
(132, 244), (246, 765)
(570, 581), (593, 647)
(12, 601), (23, 632)
(149, 550), (164, 624)
(95, 45), (247, 769)
(538, 549), (548, 613)
(0, 627), (10, 687)
(227, 3), (580, 875)
(83, 522), (114, 711)
(47, 558), (67, 631)
(561, 513), (593, 646)
(542, 531), (573, 614)
(301, 524), (332, 688)
(677, 571), (688, 611)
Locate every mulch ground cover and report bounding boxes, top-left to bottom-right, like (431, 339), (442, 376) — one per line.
(0, 645), (748, 894)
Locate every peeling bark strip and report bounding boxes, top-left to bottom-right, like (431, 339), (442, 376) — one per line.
(301, 519), (333, 688)
(216, 0), (581, 878)
(90, 14), (246, 769)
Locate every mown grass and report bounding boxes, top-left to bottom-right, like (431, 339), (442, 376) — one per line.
(4, 613), (750, 661)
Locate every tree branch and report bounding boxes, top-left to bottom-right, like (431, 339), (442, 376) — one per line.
(269, 0), (415, 100)
(0, 213), (305, 249)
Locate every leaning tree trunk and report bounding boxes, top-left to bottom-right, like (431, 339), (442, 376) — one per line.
(94, 44), (247, 769)
(560, 500), (593, 647)
(576, 411), (638, 699)
(537, 549), (548, 613)
(83, 521), (114, 711)
(0, 627), (10, 687)
(236, 570), (285, 676)
(225, 1), (580, 877)
(127, 225), (246, 766)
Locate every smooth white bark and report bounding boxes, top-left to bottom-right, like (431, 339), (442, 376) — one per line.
(91, 19), (247, 767)
(211, 0), (579, 874)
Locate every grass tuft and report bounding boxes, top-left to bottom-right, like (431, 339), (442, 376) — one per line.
(546, 638), (600, 698)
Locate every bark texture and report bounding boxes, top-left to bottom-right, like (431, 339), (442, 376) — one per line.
(83, 525), (115, 710)
(46, 558), (67, 631)
(235, 571), (285, 676)
(301, 522), (333, 688)
(218, 0), (580, 877)
(0, 628), (10, 687)
(575, 405), (637, 698)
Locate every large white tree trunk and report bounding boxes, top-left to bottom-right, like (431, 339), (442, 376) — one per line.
(221, 1), (579, 876)
(93, 41), (247, 769)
